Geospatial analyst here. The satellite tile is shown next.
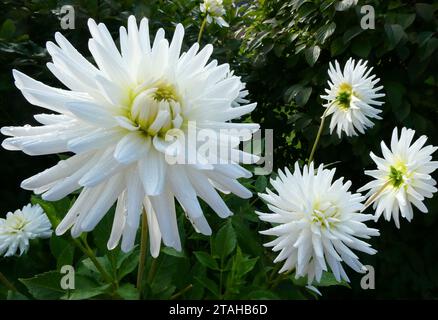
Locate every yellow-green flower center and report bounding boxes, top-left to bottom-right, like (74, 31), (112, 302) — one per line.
(389, 163), (407, 188)
(5, 215), (28, 234)
(311, 202), (340, 229)
(336, 83), (353, 110)
(152, 83), (179, 102)
(129, 81), (183, 136)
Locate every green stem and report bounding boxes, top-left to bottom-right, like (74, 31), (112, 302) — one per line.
(72, 238), (113, 285)
(108, 252), (119, 289)
(267, 263), (282, 283)
(249, 196), (259, 207)
(0, 271), (17, 292)
(308, 104), (332, 166)
(147, 258), (158, 284)
(170, 284), (193, 300)
(197, 16), (208, 44)
(269, 269), (292, 289)
(269, 273), (287, 289)
(137, 210), (148, 298)
(219, 258), (224, 299)
(47, 207), (116, 295)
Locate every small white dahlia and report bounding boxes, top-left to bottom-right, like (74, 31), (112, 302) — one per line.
(257, 162), (379, 284)
(1, 16), (259, 256)
(358, 127), (438, 228)
(0, 204), (52, 257)
(321, 58), (385, 138)
(200, 0), (229, 27)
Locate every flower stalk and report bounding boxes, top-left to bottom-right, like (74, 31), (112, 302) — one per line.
(0, 271), (18, 292)
(147, 258), (158, 284)
(72, 238), (114, 286)
(308, 105), (331, 165)
(170, 284), (193, 300)
(198, 16), (208, 44)
(137, 210), (149, 297)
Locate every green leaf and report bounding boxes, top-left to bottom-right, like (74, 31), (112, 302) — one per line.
(7, 290), (28, 300)
(82, 256), (112, 278)
(50, 236), (75, 270)
(394, 101), (411, 122)
(315, 22), (336, 44)
(351, 38), (372, 58)
(284, 84), (303, 104)
(194, 251), (219, 270)
(385, 24), (406, 50)
(343, 27), (363, 44)
(117, 283), (139, 300)
(57, 244), (75, 270)
(245, 290), (280, 299)
(290, 274), (308, 287)
(0, 19), (16, 40)
(420, 38), (438, 61)
(31, 195), (72, 228)
(117, 249), (140, 281)
(335, 0), (356, 11)
(149, 256), (180, 298)
(386, 81), (406, 108)
(386, 13), (416, 29)
(93, 206), (116, 253)
(20, 271), (66, 299)
(31, 196), (59, 227)
(194, 275), (220, 298)
(297, 2), (316, 19)
(255, 175), (267, 192)
(316, 272), (350, 287)
(416, 3), (436, 22)
(213, 221), (237, 259)
(63, 284), (111, 300)
(296, 87), (312, 107)
(304, 45), (321, 66)
(295, 43), (307, 54)
(233, 248), (258, 278)
(417, 32), (434, 47)
(161, 247), (186, 258)
(232, 217), (264, 256)
(330, 37), (346, 56)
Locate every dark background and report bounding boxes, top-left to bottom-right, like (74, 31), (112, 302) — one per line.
(0, 0), (437, 299)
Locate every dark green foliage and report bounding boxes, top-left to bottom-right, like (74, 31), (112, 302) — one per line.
(0, 0), (437, 300)
(240, 0), (438, 298)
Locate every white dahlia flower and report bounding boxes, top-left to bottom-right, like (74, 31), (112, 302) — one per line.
(257, 162), (379, 284)
(321, 58), (385, 138)
(200, 0), (229, 27)
(0, 204), (52, 257)
(1, 16), (259, 256)
(358, 127), (438, 228)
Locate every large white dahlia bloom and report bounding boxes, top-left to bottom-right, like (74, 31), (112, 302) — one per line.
(321, 58), (385, 138)
(1, 16), (259, 256)
(0, 204), (52, 257)
(358, 127), (438, 228)
(257, 163), (379, 284)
